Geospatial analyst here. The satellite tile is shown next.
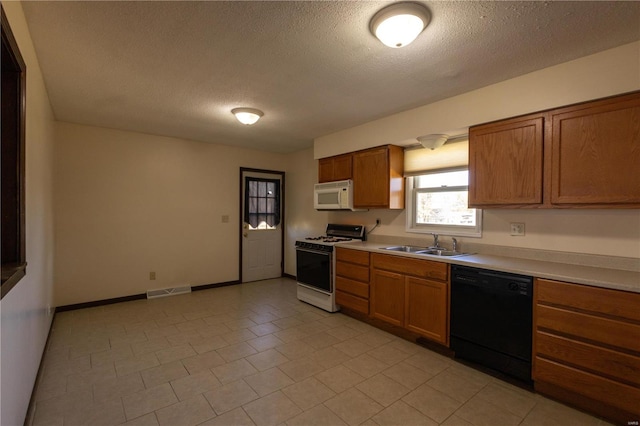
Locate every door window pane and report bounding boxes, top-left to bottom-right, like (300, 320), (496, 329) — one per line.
(244, 177), (280, 230)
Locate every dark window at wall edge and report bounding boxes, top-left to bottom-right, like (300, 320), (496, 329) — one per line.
(1, 5), (27, 300)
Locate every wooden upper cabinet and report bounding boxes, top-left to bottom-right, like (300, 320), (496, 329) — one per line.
(318, 153), (352, 183)
(469, 115), (544, 207)
(550, 92), (640, 206)
(352, 145), (404, 209)
(469, 91), (640, 208)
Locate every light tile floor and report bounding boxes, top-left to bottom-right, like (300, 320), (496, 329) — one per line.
(30, 278), (612, 426)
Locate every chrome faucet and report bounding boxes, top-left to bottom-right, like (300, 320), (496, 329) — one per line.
(430, 233), (440, 249)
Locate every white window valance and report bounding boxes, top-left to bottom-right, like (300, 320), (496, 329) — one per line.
(404, 137), (468, 176)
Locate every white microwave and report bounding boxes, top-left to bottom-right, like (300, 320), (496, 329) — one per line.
(314, 180), (360, 210)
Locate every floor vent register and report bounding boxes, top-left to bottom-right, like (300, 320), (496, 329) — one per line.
(146, 286), (192, 299)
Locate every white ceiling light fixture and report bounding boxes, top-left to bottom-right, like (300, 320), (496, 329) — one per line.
(231, 107), (263, 125)
(417, 134), (448, 150)
(370, 2), (431, 48)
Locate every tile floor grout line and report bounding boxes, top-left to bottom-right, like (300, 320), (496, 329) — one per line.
(31, 278), (610, 426)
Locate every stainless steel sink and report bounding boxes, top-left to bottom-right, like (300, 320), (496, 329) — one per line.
(381, 245), (429, 253)
(418, 249), (468, 257)
(381, 246), (470, 257)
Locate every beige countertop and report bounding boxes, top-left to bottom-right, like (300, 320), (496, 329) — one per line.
(339, 241), (640, 294)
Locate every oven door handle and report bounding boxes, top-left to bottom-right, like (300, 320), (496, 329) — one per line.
(296, 247), (331, 256)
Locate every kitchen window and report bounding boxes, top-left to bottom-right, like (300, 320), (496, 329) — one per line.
(406, 169), (482, 237)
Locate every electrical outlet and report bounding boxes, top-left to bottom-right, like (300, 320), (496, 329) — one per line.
(510, 222), (525, 236)
(376, 218), (381, 225)
(150, 271), (156, 280)
(221, 215), (229, 223)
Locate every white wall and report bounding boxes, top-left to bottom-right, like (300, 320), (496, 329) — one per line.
(1, 13), (637, 424)
(0, 2), (56, 425)
(283, 148), (329, 276)
(54, 122), (292, 307)
(317, 41), (640, 260)
(315, 41), (640, 159)
(327, 207), (640, 260)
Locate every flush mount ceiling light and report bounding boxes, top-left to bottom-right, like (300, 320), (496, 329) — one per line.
(231, 108), (263, 125)
(417, 134), (448, 150)
(370, 2), (431, 48)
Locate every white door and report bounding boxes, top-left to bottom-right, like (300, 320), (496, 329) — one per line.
(241, 170), (283, 283)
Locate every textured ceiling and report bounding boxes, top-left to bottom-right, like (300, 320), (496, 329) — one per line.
(21, 1), (640, 153)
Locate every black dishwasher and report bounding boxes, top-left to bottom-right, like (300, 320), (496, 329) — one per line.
(450, 265), (533, 383)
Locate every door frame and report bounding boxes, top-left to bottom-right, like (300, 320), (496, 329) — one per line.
(239, 167), (285, 283)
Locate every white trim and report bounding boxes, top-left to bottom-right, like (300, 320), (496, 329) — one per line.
(405, 175), (483, 237)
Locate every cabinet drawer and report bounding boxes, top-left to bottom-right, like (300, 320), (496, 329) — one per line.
(536, 331), (640, 386)
(536, 305), (640, 353)
(336, 248), (370, 266)
(336, 276), (369, 299)
(537, 279), (640, 322)
(371, 253), (448, 281)
(336, 261), (369, 282)
(535, 357), (640, 416)
(336, 290), (369, 315)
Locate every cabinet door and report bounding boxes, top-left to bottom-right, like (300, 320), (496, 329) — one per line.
(318, 154), (353, 183)
(318, 157), (334, 183)
(353, 147), (390, 208)
(370, 269), (404, 326)
(332, 154), (353, 181)
(469, 116), (544, 206)
(550, 93), (640, 205)
(405, 277), (448, 345)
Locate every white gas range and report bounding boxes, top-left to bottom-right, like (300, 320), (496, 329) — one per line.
(295, 224), (365, 312)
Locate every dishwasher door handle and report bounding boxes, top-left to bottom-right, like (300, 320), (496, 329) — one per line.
(477, 270), (532, 284)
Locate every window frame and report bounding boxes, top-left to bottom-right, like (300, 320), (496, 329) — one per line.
(1, 5), (27, 300)
(243, 177), (281, 231)
(405, 168), (482, 237)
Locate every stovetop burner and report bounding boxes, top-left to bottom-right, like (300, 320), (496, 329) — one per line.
(305, 236), (353, 243)
(295, 224), (365, 251)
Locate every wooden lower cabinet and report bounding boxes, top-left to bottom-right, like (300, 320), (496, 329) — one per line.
(533, 278), (640, 423)
(370, 253), (449, 346)
(370, 269), (405, 326)
(405, 277), (448, 345)
(335, 247), (370, 315)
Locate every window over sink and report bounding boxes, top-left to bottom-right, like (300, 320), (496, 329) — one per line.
(406, 169), (482, 237)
